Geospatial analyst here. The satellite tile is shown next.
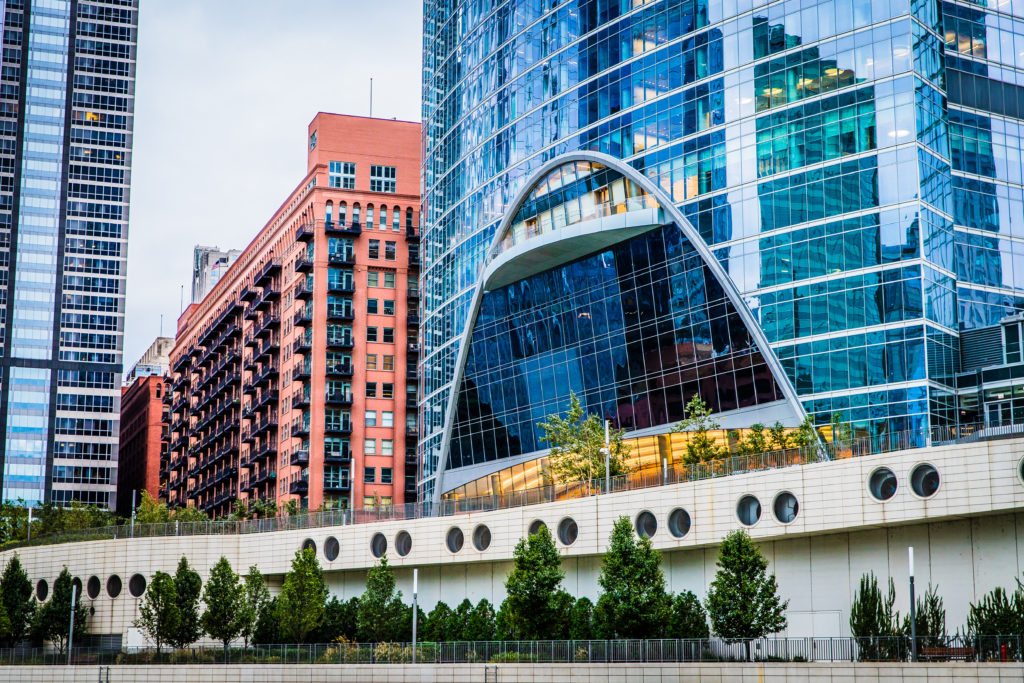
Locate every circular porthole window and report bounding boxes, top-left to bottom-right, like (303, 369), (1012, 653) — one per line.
(910, 463), (940, 498)
(370, 533), (387, 558)
(1019, 457), (1024, 485)
(86, 576), (100, 600)
(106, 575), (122, 599)
(528, 519), (546, 536)
(668, 508), (692, 538)
(773, 492), (799, 524)
(736, 495), (761, 526)
(557, 517), (579, 546)
(301, 538), (316, 554)
(129, 574), (146, 598)
(446, 527), (464, 553)
(473, 525), (491, 551)
(635, 511), (657, 538)
(36, 579), (48, 601)
(325, 536), (340, 561)
(72, 577), (83, 599)
(395, 531), (412, 557)
(869, 467), (898, 501)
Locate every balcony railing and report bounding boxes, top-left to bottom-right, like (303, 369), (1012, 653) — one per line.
(13, 422), (1024, 548)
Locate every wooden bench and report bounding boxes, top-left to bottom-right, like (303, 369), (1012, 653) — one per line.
(920, 646), (976, 661)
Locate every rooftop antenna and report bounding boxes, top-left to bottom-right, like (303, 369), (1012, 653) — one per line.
(369, 77), (374, 118)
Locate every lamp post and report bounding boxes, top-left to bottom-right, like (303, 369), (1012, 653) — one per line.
(411, 568), (418, 664)
(26, 505), (32, 541)
(130, 489), (137, 539)
(603, 419), (610, 494)
(909, 547), (917, 662)
(67, 583), (77, 665)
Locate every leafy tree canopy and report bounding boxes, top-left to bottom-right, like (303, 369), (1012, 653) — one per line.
(705, 530), (788, 643)
(539, 392), (631, 483)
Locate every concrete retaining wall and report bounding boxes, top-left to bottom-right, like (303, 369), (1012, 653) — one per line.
(4, 662), (1024, 682)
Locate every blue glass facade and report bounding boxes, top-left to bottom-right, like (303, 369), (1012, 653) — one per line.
(0, 1), (138, 507)
(420, 0), (1024, 497)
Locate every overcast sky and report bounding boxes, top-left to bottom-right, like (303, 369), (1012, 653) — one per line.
(124, 1), (423, 367)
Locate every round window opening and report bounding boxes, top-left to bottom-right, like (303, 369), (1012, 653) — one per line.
(773, 492), (800, 524)
(736, 495), (762, 526)
(910, 463), (940, 498)
(301, 538), (316, 554)
(129, 574), (146, 598)
(557, 517), (579, 546)
(635, 511), (658, 538)
(370, 533), (387, 558)
(528, 520), (547, 536)
(86, 576), (100, 600)
(473, 525), (492, 551)
(106, 575), (122, 599)
(325, 536), (340, 562)
(869, 467), (898, 501)
(36, 579), (48, 601)
(446, 527), (464, 553)
(395, 531), (412, 557)
(1019, 457), (1024, 485)
(668, 508), (692, 538)
(72, 577), (83, 599)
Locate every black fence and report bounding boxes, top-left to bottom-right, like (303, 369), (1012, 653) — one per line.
(1, 636), (1021, 666)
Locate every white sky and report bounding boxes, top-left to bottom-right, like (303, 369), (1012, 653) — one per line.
(123, 0), (424, 367)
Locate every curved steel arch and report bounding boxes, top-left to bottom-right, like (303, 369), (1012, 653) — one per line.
(429, 151), (806, 502)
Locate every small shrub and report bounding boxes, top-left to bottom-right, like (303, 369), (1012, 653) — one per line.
(489, 651), (539, 663)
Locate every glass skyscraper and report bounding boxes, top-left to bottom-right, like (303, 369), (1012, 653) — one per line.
(419, 0), (1024, 500)
(0, 0), (137, 507)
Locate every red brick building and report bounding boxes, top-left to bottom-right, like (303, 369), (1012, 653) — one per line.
(117, 337), (173, 517)
(165, 114), (420, 517)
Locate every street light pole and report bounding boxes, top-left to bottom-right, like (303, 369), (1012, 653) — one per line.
(130, 489), (137, 539)
(603, 420), (610, 494)
(411, 568), (418, 664)
(67, 583), (77, 665)
(908, 547), (917, 662)
(26, 506), (32, 541)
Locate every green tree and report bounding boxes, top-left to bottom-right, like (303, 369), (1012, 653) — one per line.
(790, 415), (818, 448)
(282, 499), (300, 517)
(767, 421), (790, 451)
(501, 525), (568, 640)
(32, 567), (87, 654)
(169, 505), (208, 523)
(539, 392), (631, 484)
(227, 499), (250, 521)
(0, 554), (34, 646)
(568, 597), (594, 640)
(276, 547), (327, 643)
(904, 583), (945, 648)
(673, 395), (726, 464)
(849, 572), (904, 661)
(593, 517), (671, 638)
(423, 601), (454, 641)
(134, 490), (169, 524)
(828, 412), (852, 446)
(250, 499), (276, 519)
(452, 598), (473, 640)
(135, 571), (178, 654)
(357, 555), (406, 642)
(967, 585), (1023, 636)
(670, 590), (710, 639)
(0, 598), (10, 642)
(739, 423), (768, 456)
(318, 595), (359, 642)
(252, 596), (280, 645)
(464, 599), (496, 641)
(239, 565), (270, 648)
(201, 557), (245, 659)
(706, 530), (788, 650)
(169, 556), (202, 649)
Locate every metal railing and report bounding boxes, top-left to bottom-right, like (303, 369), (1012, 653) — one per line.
(4, 421), (1023, 550)
(0, 635), (1020, 666)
